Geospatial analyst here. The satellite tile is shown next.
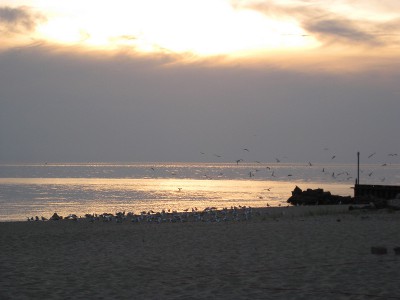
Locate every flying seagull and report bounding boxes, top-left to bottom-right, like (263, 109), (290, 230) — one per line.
(368, 152), (376, 158)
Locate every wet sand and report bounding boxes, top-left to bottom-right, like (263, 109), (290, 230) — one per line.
(1, 206), (400, 299)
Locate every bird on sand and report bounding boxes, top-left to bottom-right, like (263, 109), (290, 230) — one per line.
(236, 159), (243, 165)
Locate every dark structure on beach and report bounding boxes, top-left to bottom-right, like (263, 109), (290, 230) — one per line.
(354, 152), (400, 202)
(354, 184), (400, 201)
(287, 186), (353, 206)
(288, 152), (400, 206)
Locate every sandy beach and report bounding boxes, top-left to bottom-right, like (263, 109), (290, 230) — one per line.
(1, 206), (400, 300)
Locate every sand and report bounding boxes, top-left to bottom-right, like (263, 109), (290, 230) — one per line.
(1, 206), (400, 299)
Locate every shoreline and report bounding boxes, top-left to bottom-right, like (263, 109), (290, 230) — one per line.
(6, 204), (355, 223)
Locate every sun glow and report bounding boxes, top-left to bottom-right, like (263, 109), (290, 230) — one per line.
(31, 0), (317, 56)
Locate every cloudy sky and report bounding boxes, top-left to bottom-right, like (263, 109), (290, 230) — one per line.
(1, 0), (399, 164)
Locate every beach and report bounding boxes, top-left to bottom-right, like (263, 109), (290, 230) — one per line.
(1, 206), (400, 299)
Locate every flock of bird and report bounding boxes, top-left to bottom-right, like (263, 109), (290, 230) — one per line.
(27, 150), (397, 223)
(27, 206), (255, 224)
(150, 148), (398, 183)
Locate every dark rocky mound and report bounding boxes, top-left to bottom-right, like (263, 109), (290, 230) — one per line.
(287, 186), (353, 206)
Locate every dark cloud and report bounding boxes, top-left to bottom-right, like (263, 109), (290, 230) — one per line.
(0, 44), (399, 163)
(0, 6), (45, 35)
(303, 18), (381, 46)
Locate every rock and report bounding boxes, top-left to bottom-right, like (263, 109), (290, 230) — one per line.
(292, 186), (302, 196)
(287, 187), (353, 206)
(371, 246), (388, 255)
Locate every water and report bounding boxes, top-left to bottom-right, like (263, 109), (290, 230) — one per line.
(0, 162), (399, 221)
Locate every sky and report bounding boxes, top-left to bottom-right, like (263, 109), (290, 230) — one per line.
(1, 0), (400, 164)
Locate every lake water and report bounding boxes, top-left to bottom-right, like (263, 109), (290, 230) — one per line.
(0, 162), (398, 221)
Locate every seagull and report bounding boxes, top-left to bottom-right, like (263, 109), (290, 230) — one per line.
(275, 158), (280, 163)
(388, 153), (398, 156)
(214, 154), (222, 158)
(308, 162), (312, 166)
(368, 152), (376, 158)
(243, 148), (250, 152)
(236, 159), (243, 165)
(177, 188), (182, 192)
(331, 155), (336, 160)
(368, 172), (373, 177)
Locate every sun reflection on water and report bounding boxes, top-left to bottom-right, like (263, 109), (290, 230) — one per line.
(0, 176), (354, 221)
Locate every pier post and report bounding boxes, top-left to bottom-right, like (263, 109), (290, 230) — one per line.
(357, 151), (360, 185)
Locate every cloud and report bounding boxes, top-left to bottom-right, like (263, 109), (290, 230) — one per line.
(303, 18), (381, 47)
(236, 1), (400, 49)
(0, 6), (45, 35)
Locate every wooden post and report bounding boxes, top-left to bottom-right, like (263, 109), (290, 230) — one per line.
(357, 151), (360, 185)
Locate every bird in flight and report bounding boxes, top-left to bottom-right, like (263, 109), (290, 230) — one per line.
(243, 148), (250, 152)
(368, 152), (376, 158)
(331, 156), (336, 160)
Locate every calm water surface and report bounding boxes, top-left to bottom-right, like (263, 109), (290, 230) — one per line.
(0, 162), (398, 221)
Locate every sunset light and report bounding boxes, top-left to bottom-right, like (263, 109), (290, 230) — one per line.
(5, 0), (319, 56)
(2, 0), (399, 65)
